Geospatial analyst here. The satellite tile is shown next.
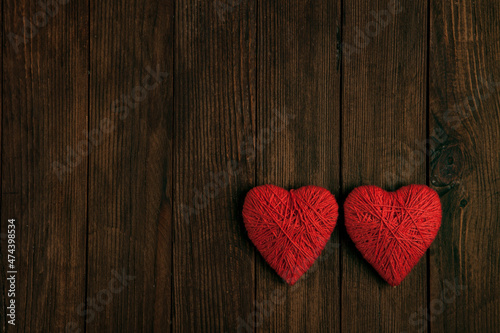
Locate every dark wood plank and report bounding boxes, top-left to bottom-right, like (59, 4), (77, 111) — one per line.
(172, 0), (257, 331)
(255, 1), (341, 332)
(429, 1), (500, 331)
(340, 0), (428, 331)
(87, 0), (174, 331)
(1, 0), (89, 331)
(0, 8), (4, 331)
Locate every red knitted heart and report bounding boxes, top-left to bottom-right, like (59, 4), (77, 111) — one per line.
(243, 185), (338, 285)
(344, 185), (442, 286)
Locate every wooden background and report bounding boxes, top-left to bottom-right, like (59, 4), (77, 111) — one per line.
(1, 0), (499, 332)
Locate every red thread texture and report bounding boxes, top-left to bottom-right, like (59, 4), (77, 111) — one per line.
(344, 184), (442, 286)
(242, 185), (338, 285)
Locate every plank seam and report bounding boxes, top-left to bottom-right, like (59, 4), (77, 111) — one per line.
(171, 0), (177, 330)
(253, 0), (258, 332)
(425, 0), (431, 333)
(84, 0), (91, 331)
(338, 0), (344, 331)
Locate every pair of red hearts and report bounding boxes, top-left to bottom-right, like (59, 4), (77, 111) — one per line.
(242, 184), (442, 286)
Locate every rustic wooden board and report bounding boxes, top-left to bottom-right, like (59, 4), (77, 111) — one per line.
(429, 0), (500, 331)
(87, 0), (174, 331)
(1, 0), (89, 331)
(255, 1), (342, 332)
(340, 0), (429, 331)
(1, 0), (500, 331)
(172, 0), (257, 331)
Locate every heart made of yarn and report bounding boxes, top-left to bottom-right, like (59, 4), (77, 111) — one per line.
(344, 185), (442, 286)
(243, 185), (338, 285)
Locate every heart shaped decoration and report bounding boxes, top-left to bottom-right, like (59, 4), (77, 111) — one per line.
(344, 185), (442, 286)
(243, 185), (338, 285)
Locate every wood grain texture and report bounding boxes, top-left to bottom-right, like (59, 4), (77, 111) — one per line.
(429, 0), (500, 331)
(172, 0), (257, 331)
(340, 0), (428, 332)
(0, 8), (4, 331)
(87, 0), (174, 331)
(255, 1), (341, 332)
(1, 0), (500, 332)
(1, 0), (89, 331)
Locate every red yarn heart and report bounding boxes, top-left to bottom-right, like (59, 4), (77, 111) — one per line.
(344, 185), (442, 286)
(243, 185), (338, 285)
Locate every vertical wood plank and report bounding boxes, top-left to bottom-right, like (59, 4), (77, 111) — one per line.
(429, 0), (500, 331)
(1, 0), (88, 331)
(172, 0), (257, 331)
(341, 0), (428, 331)
(87, 0), (174, 331)
(0, 6), (3, 329)
(255, 1), (341, 331)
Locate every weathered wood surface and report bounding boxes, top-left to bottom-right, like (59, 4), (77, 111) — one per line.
(1, 0), (498, 331)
